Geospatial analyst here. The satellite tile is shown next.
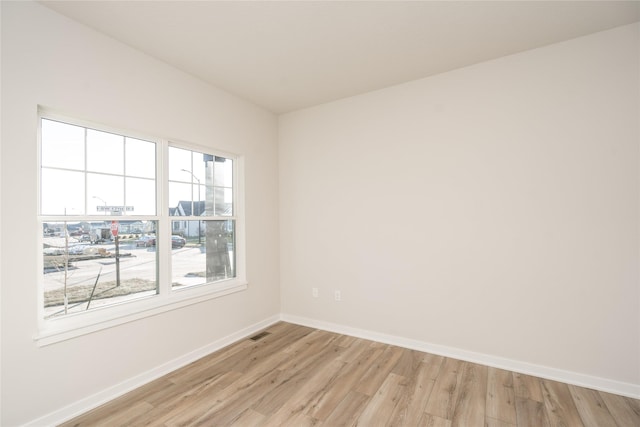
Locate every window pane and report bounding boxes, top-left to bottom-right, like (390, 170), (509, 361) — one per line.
(171, 220), (235, 289)
(169, 147), (232, 218)
(41, 119), (85, 170)
(192, 157), (206, 186)
(199, 156), (233, 217)
(43, 220), (158, 319)
(213, 158), (233, 187)
(169, 181), (192, 215)
(168, 146), (193, 182)
(86, 129), (124, 174)
(41, 168), (85, 215)
(126, 177), (155, 215)
(87, 173), (124, 215)
(196, 183), (205, 205)
(214, 187), (233, 216)
(125, 137), (155, 179)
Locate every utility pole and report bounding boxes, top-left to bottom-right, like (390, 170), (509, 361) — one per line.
(111, 221), (120, 286)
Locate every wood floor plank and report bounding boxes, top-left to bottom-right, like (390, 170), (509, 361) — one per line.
(485, 417), (516, 427)
(226, 408), (267, 427)
(322, 390), (370, 427)
(421, 353), (446, 381)
(264, 320), (314, 337)
(598, 391), (640, 427)
(356, 372), (408, 426)
(513, 372), (543, 403)
(252, 337), (346, 416)
(424, 357), (466, 420)
(540, 379), (585, 427)
(390, 358), (444, 426)
(568, 385), (618, 427)
(106, 401), (157, 427)
(624, 395), (640, 417)
(486, 367), (517, 425)
(354, 345), (404, 396)
(181, 330), (298, 413)
(282, 328), (333, 354)
(515, 397), (549, 427)
(308, 343), (384, 420)
(277, 329), (340, 373)
(109, 377), (177, 407)
(450, 361), (488, 426)
(161, 331), (295, 423)
(59, 386), (160, 427)
(335, 334), (358, 348)
(77, 401), (153, 427)
(392, 348), (424, 378)
(60, 378), (180, 427)
(337, 337), (372, 364)
(135, 371), (230, 423)
(386, 350), (427, 426)
(279, 412), (322, 427)
(264, 358), (347, 425)
(417, 413), (452, 427)
(160, 370), (266, 426)
(188, 369), (288, 427)
(214, 323), (314, 374)
(138, 370), (243, 426)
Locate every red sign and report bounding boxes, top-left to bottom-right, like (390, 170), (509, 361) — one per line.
(110, 221), (118, 237)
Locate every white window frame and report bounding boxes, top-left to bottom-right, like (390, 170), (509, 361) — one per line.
(35, 109), (247, 346)
(166, 142), (239, 290)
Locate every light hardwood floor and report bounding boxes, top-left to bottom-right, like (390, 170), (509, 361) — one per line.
(61, 322), (640, 426)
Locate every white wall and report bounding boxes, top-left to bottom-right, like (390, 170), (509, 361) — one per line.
(1, 2), (279, 425)
(280, 23), (640, 392)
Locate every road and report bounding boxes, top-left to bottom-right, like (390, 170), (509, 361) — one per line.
(43, 241), (224, 292)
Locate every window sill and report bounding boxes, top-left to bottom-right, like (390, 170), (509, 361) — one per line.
(34, 280), (248, 347)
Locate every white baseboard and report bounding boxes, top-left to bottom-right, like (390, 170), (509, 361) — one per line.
(281, 313), (640, 400)
(25, 315), (281, 427)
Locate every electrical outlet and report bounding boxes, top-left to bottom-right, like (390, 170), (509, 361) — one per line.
(312, 288), (318, 298)
(334, 290), (341, 301)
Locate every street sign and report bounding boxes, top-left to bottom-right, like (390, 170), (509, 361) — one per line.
(110, 221), (118, 237)
(97, 206), (134, 213)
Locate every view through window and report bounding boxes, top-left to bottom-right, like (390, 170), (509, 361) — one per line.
(168, 147), (236, 289)
(40, 116), (239, 321)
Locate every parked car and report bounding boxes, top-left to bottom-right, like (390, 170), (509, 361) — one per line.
(136, 235), (156, 247)
(171, 235), (186, 248)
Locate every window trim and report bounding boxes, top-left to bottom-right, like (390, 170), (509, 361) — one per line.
(36, 109), (247, 346)
(34, 279), (248, 346)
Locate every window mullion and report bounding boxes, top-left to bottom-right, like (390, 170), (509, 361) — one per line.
(122, 135), (127, 214)
(84, 127), (88, 214)
(157, 139), (171, 298)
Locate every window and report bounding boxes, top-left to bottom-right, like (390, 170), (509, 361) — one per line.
(168, 147), (236, 289)
(38, 111), (245, 343)
(40, 118), (159, 319)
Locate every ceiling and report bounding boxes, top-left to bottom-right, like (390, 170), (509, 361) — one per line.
(40, 1), (640, 114)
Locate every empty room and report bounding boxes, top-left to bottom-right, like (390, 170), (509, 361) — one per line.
(1, 1), (639, 426)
